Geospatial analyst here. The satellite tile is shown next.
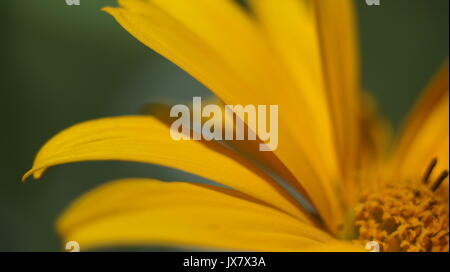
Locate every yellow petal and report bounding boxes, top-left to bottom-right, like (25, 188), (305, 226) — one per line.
(58, 178), (333, 251)
(357, 93), (392, 194)
(248, 0), (338, 181)
(24, 116), (312, 223)
(105, 0), (287, 108)
(142, 100), (314, 204)
(149, 0), (339, 195)
(391, 61), (449, 184)
(313, 0), (361, 181)
(103, 0), (344, 232)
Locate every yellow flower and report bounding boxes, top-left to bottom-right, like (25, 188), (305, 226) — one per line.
(24, 0), (448, 252)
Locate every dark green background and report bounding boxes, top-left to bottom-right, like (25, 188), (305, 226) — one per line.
(0, 0), (448, 251)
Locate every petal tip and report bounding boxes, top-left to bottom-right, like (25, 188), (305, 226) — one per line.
(22, 168), (45, 182)
(21, 170), (33, 183)
(101, 6), (116, 14)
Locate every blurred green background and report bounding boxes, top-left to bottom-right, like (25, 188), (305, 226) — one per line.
(0, 0), (448, 251)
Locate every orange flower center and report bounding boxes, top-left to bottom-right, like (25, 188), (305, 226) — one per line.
(354, 184), (448, 252)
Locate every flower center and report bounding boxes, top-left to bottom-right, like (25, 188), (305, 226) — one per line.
(354, 160), (449, 252)
(355, 185), (448, 252)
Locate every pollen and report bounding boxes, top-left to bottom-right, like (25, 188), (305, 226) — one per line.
(354, 184), (449, 252)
